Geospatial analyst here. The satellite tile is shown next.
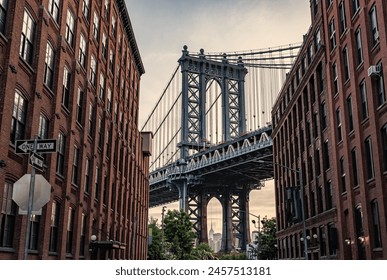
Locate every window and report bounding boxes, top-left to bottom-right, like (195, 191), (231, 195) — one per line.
(72, 146), (79, 185)
(371, 200), (382, 248)
(82, 0), (90, 20)
(347, 96), (354, 132)
(351, 0), (360, 16)
(65, 9), (75, 48)
(99, 73), (105, 100)
(38, 114), (49, 139)
(0, 0), (7, 34)
(90, 55), (97, 86)
(342, 47), (350, 81)
(369, 5), (379, 46)
(43, 42), (55, 89)
(355, 28), (363, 66)
(20, 9), (35, 65)
(328, 18), (336, 51)
(326, 180), (333, 209)
(321, 102), (327, 130)
(336, 108), (342, 142)
(332, 63), (338, 95)
(76, 88), (84, 125)
(79, 34), (87, 69)
(49, 201), (60, 252)
(382, 124), (387, 172)
(102, 32), (107, 59)
(365, 137), (374, 180)
(28, 215), (40, 250)
(351, 148), (359, 187)
(104, 0), (110, 19)
(339, 1), (347, 34)
(111, 15), (116, 38)
(92, 11), (99, 40)
(326, 0), (332, 9)
(340, 157), (346, 193)
(88, 103), (94, 137)
(359, 80), (368, 120)
(84, 158), (90, 193)
(10, 90), (27, 143)
(107, 87), (112, 113)
(79, 213), (86, 256)
(354, 205), (365, 259)
(48, 0), (60, 23)
(0, 182), (17, 247)
(109, 49), (115, 74)
(375, 62), (385, 106)
(56, 132), (66, 176)
(98, 117), (103, 149)
(307, 43), (313, 64)
(62, 67), (71, 108)
(94, 166), (99, 199)
(66, 207), (74, 254)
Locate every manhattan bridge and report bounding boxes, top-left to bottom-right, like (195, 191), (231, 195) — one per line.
(141, 43), (300, 251)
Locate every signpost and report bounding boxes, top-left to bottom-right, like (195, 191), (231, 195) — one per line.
(13, 137), (57, 259)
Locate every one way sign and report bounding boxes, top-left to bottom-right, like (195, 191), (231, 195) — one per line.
(15, 139), (57, 154)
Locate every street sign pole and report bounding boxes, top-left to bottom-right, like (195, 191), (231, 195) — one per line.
(24, 137), (37, 260)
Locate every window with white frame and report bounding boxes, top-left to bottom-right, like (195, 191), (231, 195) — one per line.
(93, 11), (99, 40)
(0, 182), (17, 248)
(56, 132), (66, 175)
(328, 18), (336, 51)
(365, 137), (374, 180)
(43, 42), (55, 89)
(355, 28), (363, 66)
(359, 80), (368, 120)
(62, 66), (71, 108)
(19, 9), (35, 65)
(0, 0), (8, 34)
(38, 113), (49, 139)
(65, 9), (75, 48)
(79, 33), (87, 68)
(82, 0), (90, 20)
(48, 0), (60, 23)
(339, 1), (347, 34)
(10, 90), (27, 143)
(369, 5), (379, 46)
(90, 54), (96, 86)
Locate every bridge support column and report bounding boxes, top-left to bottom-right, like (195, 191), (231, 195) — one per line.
(177, 180), (188, 211)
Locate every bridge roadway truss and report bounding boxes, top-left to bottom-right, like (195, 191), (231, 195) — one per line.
(149, 46), (275, 252)
(149, 127), (274, 251)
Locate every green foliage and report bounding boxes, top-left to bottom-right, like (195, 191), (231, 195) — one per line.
(258, 217), (277, 260)
(190, 243), (217, 260)
(163, 209), (196, 260)
(219, 252), (248, 260)
(147, 219), (163, 260)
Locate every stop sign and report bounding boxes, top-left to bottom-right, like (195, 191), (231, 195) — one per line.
(12, 174), (51, 215)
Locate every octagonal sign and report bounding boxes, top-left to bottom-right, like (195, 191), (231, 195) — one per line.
(12, 174), (51, 215)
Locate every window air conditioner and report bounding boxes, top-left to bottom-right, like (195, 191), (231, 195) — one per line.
(368, 65), (381, 77)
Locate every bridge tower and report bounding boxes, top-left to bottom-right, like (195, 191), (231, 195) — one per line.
(176, 46), (251, 252)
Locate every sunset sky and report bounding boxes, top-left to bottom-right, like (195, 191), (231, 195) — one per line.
(124, 0), (312, 233)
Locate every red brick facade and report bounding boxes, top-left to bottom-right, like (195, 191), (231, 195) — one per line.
(0, 0), (150, 260)
(272, 0), (387, 259)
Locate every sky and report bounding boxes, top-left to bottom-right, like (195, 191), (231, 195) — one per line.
(124, 0), (312, 233)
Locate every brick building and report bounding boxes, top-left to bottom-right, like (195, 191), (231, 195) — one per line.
(0, 0), (151, 259)
(272, 0), (387, 259)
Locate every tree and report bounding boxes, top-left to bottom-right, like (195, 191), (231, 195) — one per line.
(258, 217), (277, 259)
(190, 243), (217, 260)
(148, 218), (163, 259)
(163, 209), (196, 259)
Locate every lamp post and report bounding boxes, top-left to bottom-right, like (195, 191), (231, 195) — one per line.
(257, 160), (308, 260)
(161, 206), (167, 254)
